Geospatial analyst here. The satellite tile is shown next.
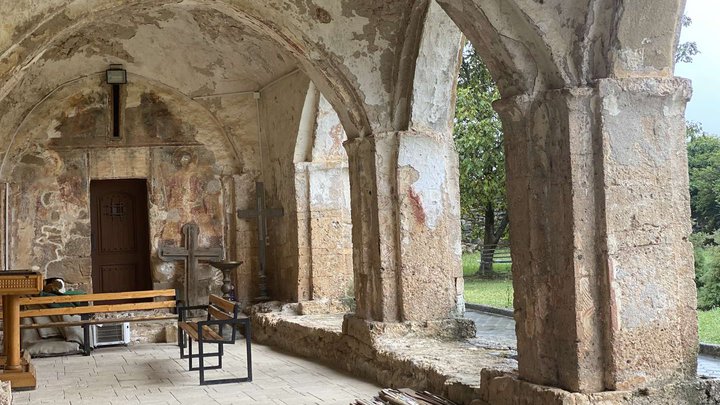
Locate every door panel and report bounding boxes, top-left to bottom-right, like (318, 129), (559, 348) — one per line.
(91, 179), (151, 294)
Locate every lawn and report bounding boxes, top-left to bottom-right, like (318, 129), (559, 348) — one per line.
(462, 253), (720, 344)
(463, 252), (513, 309)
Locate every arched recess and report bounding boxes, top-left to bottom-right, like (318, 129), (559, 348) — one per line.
(3, 73), (241, 297)
(0, 0), (385, 142)
(437, 0), (695, 397)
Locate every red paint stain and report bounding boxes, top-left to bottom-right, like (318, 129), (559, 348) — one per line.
(408, 188), (425, 225)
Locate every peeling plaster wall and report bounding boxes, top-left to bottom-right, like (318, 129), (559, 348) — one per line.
(259, 70), (310, 302)
(296, 95), (353, 302)
(4, 76), (256, 300)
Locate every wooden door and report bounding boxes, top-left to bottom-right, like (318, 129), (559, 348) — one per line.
(90, 179), (152, 293)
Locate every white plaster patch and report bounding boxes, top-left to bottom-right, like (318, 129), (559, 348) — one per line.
(618, 48), (645, 71)
(604, 94), (620, 116)
(398, 136), (447, 229)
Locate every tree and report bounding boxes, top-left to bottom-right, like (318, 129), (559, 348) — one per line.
(676, 15), (700, 64)
(454, 42), (508, 277)
(687, 123), (720, 233)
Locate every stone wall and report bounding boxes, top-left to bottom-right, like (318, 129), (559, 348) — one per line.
(259, 70), (309, 302)
(3, 76), (250, 300)
(295, 94), (353, 302)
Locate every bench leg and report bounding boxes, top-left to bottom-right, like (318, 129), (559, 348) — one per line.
(218, 343), (223, 369)
(188, 337), (194, 371)
(179, 330), (187, 359)
(246, 320), (252, 382)
(81, 316), (92, 356)
(198, 335), (205, 385)
(178, 324), (185, 350)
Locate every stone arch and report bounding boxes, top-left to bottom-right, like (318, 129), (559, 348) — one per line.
(0, 0), (375, 142)
(436, 0), (687, 95)
(435, 0), (694, 396)
(4, 73), (237, 294)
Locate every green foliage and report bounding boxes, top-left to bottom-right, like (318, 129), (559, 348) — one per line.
(693, 231), (720, 310)
(454, 42), (506, 245)
(676, 15), (700, 64)
(687, 125), (720, 233)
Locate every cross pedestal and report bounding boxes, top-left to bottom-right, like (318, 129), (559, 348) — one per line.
(158, 223), (223, 306)
(237, 182), (283, 301)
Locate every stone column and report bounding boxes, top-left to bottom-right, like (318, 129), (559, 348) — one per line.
(344, 130), (463, 323)
(498, 77), (696, 393)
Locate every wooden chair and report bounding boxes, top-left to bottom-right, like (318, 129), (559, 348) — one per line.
(177, 294), (252, 385)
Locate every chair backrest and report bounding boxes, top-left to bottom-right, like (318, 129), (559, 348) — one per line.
(207, 294), (239, 340)
(208, 294), (237, 320)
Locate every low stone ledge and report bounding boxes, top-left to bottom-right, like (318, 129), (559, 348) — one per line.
(297, 298), (351, 315)
(700, 343), (720, 357)
(250, 305), (720, 404)
(250, 306), (513, 405)
(465, 304), (513, 318)
(473, 369), (720, 405)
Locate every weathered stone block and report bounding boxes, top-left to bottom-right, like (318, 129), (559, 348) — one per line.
(165, 324), (178, 343)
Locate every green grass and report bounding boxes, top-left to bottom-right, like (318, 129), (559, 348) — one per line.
(463, 252), (513, 309)
(464, 278), (514, 309)
(699, 308), (720, 344)
(462, 253), (720, 344)
(462, 252), (512, 277)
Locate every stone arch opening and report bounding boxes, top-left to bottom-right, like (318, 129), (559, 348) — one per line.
(435, 0), (697, 396)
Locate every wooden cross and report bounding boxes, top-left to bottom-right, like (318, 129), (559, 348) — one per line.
(237, 182), (283, 301)
(158, 223), (223, 306)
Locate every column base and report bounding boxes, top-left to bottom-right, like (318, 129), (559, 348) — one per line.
(342, 314), (476, 344)
(0, 351), (36, 390)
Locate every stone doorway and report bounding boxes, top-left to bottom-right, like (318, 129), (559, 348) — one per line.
(90, 179), (152, 294)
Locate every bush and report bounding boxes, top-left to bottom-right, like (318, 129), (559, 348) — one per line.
(693, 232), (720, 310)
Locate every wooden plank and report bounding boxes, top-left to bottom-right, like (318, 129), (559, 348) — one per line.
(20, 314), (178, 329)
(208, 305), (232, 321)
(20, 300), (176, 318)
(19, 289), (176, 306)
(209, 294), (236, 313)
(178, 322), (223, 341)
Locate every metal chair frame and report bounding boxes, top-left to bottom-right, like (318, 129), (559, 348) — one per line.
(177, 302), (252, 385)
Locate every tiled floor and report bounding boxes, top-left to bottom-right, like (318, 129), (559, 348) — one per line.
(466, 309), (720, 378)
(12, 342), (380, 405)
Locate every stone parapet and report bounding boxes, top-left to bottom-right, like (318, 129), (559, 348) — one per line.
(475, 370), (720, 405)
(251, 306), (717, 405)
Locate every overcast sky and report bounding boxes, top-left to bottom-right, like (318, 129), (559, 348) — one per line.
(675, 0), (720, 135)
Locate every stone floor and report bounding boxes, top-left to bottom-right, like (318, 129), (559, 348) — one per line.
(12, 342), (381, 405)
(466, 309), (720, 379)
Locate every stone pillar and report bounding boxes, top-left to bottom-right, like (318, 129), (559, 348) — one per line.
(498, 77), (696, 393)
(344, 131), (463, 323)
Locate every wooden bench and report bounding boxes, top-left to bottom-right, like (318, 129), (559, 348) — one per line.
(17, 289), (178, 356)
(177, 294), (252, 385)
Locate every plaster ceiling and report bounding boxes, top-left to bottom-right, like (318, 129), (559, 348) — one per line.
(31, 2), (298, 97)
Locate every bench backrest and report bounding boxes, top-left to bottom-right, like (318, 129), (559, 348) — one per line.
(18, 289), (177, 319)
(207, 294), (238, 321)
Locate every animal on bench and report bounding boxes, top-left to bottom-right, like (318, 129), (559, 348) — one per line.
(177, 294), (252, 385)
(18, 289), (178, 356)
